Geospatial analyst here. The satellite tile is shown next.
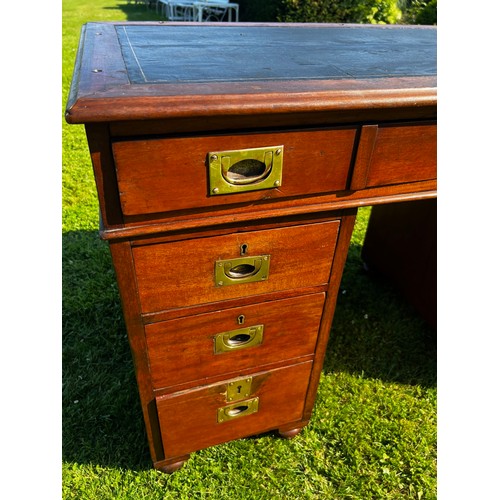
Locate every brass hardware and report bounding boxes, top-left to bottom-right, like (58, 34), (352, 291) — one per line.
(217, 397), (259, 423)
(215, 255), (270, 287)
(226, 376), (253, 401)
(208, 146), (283, 195)
(214, 325), (264, 354)
(237, 314), (245, 325)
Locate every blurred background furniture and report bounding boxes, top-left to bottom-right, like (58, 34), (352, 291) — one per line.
(157, 0), (196, 20)
(154, 0), (238, 21)
(193, 1), (239, 22)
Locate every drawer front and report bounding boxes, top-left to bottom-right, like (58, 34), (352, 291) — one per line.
(112, 128), (357, 216)
(351, 122), (437, 189)
(133, 220), (340, 313)
(145, 293), (325, 390)
(156, 361), (312, 458)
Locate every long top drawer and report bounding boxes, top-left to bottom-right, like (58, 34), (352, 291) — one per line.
(112, 128), (356, 216)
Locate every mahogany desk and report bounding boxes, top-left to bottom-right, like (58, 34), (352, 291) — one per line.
(66, 22), (437, 473)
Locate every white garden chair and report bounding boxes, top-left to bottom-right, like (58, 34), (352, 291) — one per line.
(193, 0), (239, 22)
(162, 0), (196, 21)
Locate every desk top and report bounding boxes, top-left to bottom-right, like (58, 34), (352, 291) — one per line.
(66, 22), (436, 125)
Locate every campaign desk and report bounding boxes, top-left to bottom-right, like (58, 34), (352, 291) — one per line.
(66, 22), (437, 473)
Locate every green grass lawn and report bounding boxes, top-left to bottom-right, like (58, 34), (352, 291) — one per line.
(62, 1), (436, 498)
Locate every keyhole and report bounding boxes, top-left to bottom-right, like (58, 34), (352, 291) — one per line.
(240, 244), (248, 256)
(237, 385), (242, 394)
(237, 314), (245, 325)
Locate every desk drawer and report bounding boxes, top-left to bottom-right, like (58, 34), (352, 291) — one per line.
(133, 220), (339, 313)
(112, 128), (356, 216)
(351, 122), (437, 189)
(145, 293), (325, 390)
(156, 361), (312, 458)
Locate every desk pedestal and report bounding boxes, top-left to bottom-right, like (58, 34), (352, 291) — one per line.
(362, 199), (437, 329)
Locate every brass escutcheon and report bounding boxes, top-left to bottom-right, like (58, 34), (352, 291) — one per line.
(226, 376), (254, 402)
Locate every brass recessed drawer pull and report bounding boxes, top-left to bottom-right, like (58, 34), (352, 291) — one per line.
(215, 255), (270, 286)
(214, 325), (264, 354)
(223, 156), (272, 185)
(217, 397), (259, 423)
(227, 263), (257, 278)
(208, 146), (283, 195)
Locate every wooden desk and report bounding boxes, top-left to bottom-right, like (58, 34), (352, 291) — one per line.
(66, 22), (437, 473)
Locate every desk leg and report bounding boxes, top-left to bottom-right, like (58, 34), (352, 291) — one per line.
(361, 199), (437, 328)
(303, 210), (358, 420)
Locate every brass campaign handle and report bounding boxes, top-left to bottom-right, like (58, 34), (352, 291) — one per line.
(215, 255), (270, 287)
(225, 262), (261, 279)
(221, 153), (273, 185)
(214, 325), (264, 354)
(217, 397), (259, 423)
(208, 146), (283, 195)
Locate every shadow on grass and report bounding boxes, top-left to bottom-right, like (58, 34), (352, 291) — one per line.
(102, 1), (165, 21)
(62, 230), (151, 470)
(62, 229), (435, 469)
(323, 243), (436, 388)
